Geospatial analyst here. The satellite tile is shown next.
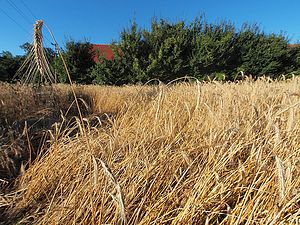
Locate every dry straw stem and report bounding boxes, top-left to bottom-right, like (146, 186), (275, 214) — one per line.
(1, 77), (300, 224)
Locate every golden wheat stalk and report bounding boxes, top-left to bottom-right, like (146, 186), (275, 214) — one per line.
(275, 156), (286, 203)
(15, 20), (56, 84)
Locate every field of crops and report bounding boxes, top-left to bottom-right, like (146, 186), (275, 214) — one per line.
(0, 78), (300, 224)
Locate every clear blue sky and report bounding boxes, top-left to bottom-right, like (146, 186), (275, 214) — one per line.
(0, 0), (299, 55)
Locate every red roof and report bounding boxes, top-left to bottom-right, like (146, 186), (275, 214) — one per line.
(91, 44), (114, 62)
(288, 44), (300, 49)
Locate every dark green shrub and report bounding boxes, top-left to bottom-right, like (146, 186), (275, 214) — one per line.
(143, 19), (192, 82)
(189, 18), (239, 80)
(0, 51), (24, 82)
(236, 24), (290, 78)
(53, 40), (95, 84)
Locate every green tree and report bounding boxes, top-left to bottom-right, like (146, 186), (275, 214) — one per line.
(90, 17), (299, 85)
(20, 42), (56, 59)
(236, 24), (290, 77)
(91, 23), (148, 85)
(143, 19), (192, 82)
(285, 44), (300, 75)
(53, 40), (95, 83)
(90, 44), (128, 85)
(20, 42), (32, 55)
(189, 18), (238, 80)
(0, 51), (24, 82)
(91, 19), (193, 84)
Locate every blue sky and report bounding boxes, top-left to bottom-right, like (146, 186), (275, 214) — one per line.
(0, 0), (299, 55)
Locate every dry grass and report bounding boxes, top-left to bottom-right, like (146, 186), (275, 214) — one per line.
(0, 83), (143, 123)
(1, 78), (300, 224)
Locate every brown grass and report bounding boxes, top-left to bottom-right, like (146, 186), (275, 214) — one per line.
(0, 83), (143, 123)
(1, 78), (300, 224)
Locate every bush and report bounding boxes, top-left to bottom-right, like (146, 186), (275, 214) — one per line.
(90, 17), (300, 85)
(91, 19), (195, 85)
(236, 24), (291, 78)
(143, 19), (192, 82)
(53, 40), (95, 84)
(90, 23), (148, 85)
(0, 51), (24, 82)
(189, 18), (239, 80)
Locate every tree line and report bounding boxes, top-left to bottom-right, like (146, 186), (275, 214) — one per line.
(1, 17), (300, 84)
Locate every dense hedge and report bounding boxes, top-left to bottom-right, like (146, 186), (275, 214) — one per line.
(90, 18), (300, 84)
(1, 17), (300, 84)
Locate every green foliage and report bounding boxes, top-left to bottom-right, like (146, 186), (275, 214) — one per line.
(0, 41), (95, 84)
(286, 45), (300, 75)
(1, 17), (300, 85)
(143, 19), (192, 82)
(91, 19), (194, 85)
(0, 51), (24, 82)
(236, 24), (290, 78)
(20, 42), (56, 60)
(19, 42), (32, 55)
(189, 18), (238, 79)
(53, 40), (95, 84)
(90, 44), (130, 85)
(91, 17), (300, 85)
(91, 23), (148, 85)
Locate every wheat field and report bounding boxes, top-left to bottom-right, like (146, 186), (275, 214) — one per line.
(0, 78), (300, 224)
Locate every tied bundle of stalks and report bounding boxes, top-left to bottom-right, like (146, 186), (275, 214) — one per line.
(15, 20), (56, 84)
